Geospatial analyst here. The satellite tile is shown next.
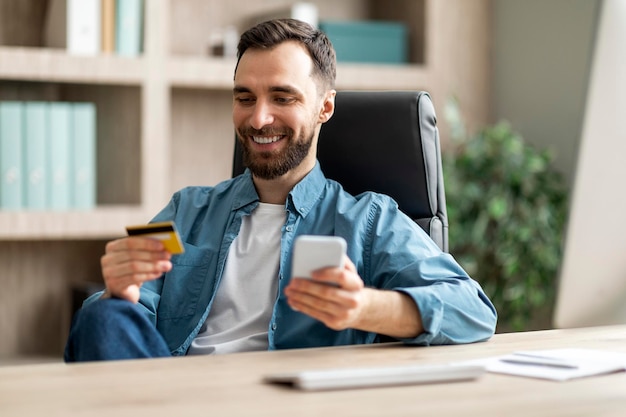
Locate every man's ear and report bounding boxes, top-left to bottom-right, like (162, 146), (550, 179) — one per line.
(318, 89), (336, 123)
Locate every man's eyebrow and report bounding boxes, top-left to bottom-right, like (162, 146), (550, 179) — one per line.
(233, 86), (251, 94)
(269, 85), (303, 96)
(232, 85), (303, 96)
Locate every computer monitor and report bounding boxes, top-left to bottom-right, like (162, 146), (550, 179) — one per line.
(553, 0), (626, 328)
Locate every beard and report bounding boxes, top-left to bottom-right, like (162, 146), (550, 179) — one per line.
(237, 125), (314, 180)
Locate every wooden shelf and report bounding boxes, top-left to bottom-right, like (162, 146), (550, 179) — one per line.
(168, 56), (236, 89)
(0, 47), (145, 85)
(168, 55), (430, 91)
(0, 207), (152, 240)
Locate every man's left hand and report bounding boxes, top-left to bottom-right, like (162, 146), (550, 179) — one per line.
(284, 256), (423, 338)
(284, 256), (369, 331)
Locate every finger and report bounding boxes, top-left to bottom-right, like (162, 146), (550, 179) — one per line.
(118, 285), (141, 304)
(106, 236), (166, 253)
(288, 298), (339, 326)
(106, 282), (142, 304)
(100, 237), (172, 303)
(101, 236), (171, 278)
(103, 260), (170, 303)
(103, 259), (171, 283)
(101, 247), (170, 269)
(101, 255), (171, 301)
(285, 286), (358, 330)
(285, 279), (359, 312)
(310, 262), (363, 291)
(343, 255), (357, 273)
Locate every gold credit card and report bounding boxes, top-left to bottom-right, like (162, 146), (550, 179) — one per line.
(125, 221), (185, 254)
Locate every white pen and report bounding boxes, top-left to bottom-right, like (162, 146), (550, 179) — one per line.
(500, 355), (579, 369)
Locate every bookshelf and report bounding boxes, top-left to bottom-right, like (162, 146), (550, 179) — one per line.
(0, 0), (491, 359)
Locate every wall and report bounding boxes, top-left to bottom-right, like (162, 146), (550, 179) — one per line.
(492, 0), (600, 184)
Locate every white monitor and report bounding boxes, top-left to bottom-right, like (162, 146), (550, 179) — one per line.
(553, 0), (626, 328)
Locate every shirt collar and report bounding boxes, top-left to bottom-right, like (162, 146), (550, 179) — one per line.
(231, 169), (260, 211)
(287, 161), (326, 218)
(231, 161), (326, 217)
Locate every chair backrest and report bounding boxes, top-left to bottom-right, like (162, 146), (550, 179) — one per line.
(232, 90), (449, 252)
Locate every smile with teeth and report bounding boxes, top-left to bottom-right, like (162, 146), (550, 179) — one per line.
(252, 135), (283, 144)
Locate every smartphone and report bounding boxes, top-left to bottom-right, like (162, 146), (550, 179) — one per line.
(126, 221), (185, 254)
(291, 235), (347, 280)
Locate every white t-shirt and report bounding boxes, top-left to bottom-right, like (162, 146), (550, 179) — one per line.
(187, 203), (285, 355)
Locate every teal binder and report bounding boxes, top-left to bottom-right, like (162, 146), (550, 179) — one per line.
(24, 102), (48, 210)
(71, 103), (97, 210)
(319, 21), (408, 64)
(48, 102), (72, 210)
(0, 102), (24, 210)
(115, 0), (144, 57)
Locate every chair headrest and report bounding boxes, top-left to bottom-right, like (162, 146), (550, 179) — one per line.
(318, 91), (442, 222)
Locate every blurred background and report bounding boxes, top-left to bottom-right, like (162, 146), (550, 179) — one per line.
(0, 0), (605, 362)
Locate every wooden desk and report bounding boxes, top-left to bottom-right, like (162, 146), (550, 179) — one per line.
(1, 325), (626, 417)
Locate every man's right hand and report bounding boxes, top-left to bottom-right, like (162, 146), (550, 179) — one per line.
(100, 237), (173, 303)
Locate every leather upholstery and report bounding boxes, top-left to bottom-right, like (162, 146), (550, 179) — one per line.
(232, 91), (449, 252)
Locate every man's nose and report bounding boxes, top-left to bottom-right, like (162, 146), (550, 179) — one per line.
(249, 101), (275, 130)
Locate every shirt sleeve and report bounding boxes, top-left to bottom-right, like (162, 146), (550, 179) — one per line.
(365, 194), (497, 345)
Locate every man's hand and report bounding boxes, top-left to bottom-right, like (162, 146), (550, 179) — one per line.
(284, 256), (424, 338)
(100, 237), (172, 303)
(284, 256), (366, 330)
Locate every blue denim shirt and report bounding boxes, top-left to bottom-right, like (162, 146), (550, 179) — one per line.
(93, 162), (496, 355)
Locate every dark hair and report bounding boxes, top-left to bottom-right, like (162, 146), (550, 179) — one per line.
(235, 19), (336, 90)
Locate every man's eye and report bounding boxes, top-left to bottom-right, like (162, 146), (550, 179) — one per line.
(235, 97), (255, 105)
(275, 96), (295, 104)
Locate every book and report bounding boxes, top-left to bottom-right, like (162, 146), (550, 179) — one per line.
(319, 21), (408, 64)
(23, 102), (48, 210)
(115, 0), (143, 57)
(101, 0), (116, 54)
(67, 0), (101, 55)
(71, 103), (97, 210)
(44, 0), (101, 55)
(48, 102), (72, 210)
(0, 102), (24, 210)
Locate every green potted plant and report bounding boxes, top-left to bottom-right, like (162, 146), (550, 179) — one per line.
(442, 98), (569, 332)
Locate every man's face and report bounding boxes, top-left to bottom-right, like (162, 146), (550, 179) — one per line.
(233, 41), (334, 180)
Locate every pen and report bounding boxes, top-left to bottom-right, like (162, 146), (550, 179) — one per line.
(500, 356), (579, 369)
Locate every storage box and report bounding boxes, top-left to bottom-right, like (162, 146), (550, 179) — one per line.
(319, 20), (408, 64)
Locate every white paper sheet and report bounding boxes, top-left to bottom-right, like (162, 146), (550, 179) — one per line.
(459, 348), (626, 381)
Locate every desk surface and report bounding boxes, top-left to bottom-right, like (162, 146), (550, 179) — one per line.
(1, 325), (626, 417)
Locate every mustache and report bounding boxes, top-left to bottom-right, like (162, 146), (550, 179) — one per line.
(237, 126), (293, 137)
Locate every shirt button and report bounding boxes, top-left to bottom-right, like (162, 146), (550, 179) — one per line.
(271, 323), (277, 331)
(286, 225), (294, 232)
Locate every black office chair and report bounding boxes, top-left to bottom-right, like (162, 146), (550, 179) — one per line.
(232, 91), (449, 252)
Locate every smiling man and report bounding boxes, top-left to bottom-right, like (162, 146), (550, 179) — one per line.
(65, 19), (497, 362)
(233, 40), (329, 200)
